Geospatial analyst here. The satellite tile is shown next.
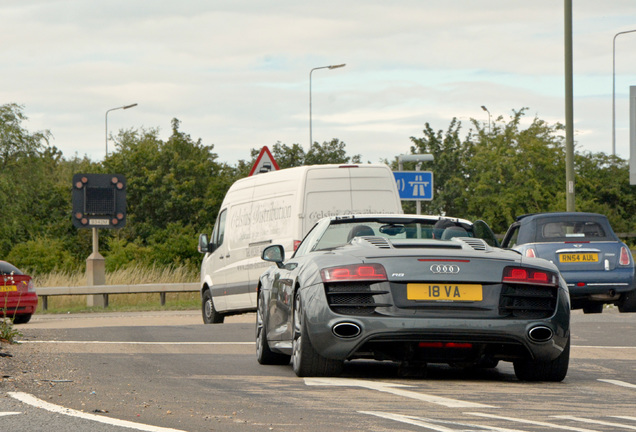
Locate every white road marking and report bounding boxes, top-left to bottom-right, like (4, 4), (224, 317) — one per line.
(304, 378), (496, 408)
(361, 411), (528, 432)
(8, 392), (187, 432)
(597, 379), (636, 389)
(0, 412), (21, 417)
(466, 412), (601, 432)
(553, 415), (636, 430)
(613, 416), (636, 422)
(574, 346), (636, 349)
(20, 340), (253, 345)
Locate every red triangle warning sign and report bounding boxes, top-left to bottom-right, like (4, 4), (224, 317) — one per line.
(249, 146), (280, 176)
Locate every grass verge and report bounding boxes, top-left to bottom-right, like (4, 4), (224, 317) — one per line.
(32, 265), (200, 314)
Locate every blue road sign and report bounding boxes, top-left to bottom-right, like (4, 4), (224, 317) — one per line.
(394, 171), (434, 200)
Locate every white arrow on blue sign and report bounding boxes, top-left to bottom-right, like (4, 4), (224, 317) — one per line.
(393, 171), (434, 200)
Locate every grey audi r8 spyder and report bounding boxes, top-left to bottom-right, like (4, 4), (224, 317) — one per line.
(256, 215), (570, 381)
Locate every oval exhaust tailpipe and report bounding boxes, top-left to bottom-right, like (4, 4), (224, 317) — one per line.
(528, 326), (553, 342)
(332, 322), (361, 338)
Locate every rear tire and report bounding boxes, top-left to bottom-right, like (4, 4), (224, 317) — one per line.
(583, 303), (603, 314)
(618, 289), (636, 313)
(202, 290), (224, 324)
(291, 293), (343, 377)
(256, 291), (291, 365)
(12, 314), (32, 324)
(513, 337), (570, 382)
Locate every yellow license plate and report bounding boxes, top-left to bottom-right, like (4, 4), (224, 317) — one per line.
(407, 284), (483, 301)
(559, 253), (599, 263)
(0, 285), (17, 292)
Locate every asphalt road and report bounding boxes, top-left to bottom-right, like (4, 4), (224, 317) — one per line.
(1, 308), (635, 432)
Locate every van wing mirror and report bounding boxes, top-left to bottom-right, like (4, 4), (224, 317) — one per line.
(262, 245), (285, 268)
(198, 234), (215, 254)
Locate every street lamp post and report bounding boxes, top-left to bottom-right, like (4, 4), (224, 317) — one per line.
(105, 103), (138, 156)
(481, 105), (491, 134)
(612, 29), (636, 156)
(309, 64), (345, 147)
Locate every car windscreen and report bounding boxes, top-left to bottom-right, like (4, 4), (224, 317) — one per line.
(312, 219), (475, 251)
(537, 219), (613, 242)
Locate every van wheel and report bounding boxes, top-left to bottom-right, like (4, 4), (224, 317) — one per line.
(202, 290), (224, 324)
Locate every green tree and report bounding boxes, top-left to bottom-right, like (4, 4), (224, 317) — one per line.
(574, 152), (636, 234)
(408, 118), (470, 217)
(462, 110), (566, 232)
(104, 119), (224, 242)
(270, 142), (306, 168)
(305, 138), (361, 165)
(0, 103), (50, 168)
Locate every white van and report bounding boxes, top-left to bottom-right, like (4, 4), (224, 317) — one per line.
(197, 163), (403, 323)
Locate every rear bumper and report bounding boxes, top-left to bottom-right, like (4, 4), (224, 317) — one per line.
(560, 268), (634, 298)
(303, 284), (570, 364)
(1, 292), (38, 315)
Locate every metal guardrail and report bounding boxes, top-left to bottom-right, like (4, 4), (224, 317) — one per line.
(36, 282), (200, 310)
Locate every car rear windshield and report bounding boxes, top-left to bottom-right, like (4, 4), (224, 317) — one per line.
(314, 219), (474, 251)
(537, 219), (612, 242)
(0, 261), (23, 275)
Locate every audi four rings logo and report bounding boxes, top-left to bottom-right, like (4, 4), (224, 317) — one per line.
(430, 264), (461, 274)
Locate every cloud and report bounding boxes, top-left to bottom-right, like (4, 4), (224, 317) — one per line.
(2, 0), (636, 164)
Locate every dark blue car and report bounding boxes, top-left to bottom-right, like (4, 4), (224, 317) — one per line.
(501, 212), (636, 314)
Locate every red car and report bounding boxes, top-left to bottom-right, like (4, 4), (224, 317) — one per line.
(1, 260), (38, 324)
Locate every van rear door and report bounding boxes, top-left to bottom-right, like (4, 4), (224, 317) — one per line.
(302, 165), (402, 233)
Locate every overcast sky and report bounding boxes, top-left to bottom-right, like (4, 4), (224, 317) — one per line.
(2, 1), (636, 165)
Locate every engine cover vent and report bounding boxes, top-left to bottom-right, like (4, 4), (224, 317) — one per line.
(359, 236), (392, 249)
(457, 237), (489, 251)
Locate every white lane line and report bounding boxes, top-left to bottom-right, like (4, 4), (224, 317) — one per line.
(20, 341), (253, 345)
(597, 379), (636, 389)
(361, 411), (529, 432)
(305, 378), (496, 408)
(553, 415), (636, 430)
(466, 412), (601, 432)
(9, 392), (187, 432)
(612, 416), (636, 422)
(574, 346), (636, 349)
(0, 412), (21, 417)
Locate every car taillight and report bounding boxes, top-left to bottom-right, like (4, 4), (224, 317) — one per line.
(27, 279), (35, 292)
(620, 246), (631, 266)
(293, 240), (301, 251)
(321, 263), (387, 282)
(502, 266), (557, 286)
(525, 248), (536, 258)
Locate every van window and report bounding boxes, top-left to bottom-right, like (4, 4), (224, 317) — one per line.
(213, 209), (227, 249)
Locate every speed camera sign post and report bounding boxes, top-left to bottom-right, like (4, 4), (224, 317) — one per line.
(72, 174), (127, 307)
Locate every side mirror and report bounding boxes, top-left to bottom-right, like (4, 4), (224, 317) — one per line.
(262, 245), (285, 268)
(198, 234), (214, 254)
